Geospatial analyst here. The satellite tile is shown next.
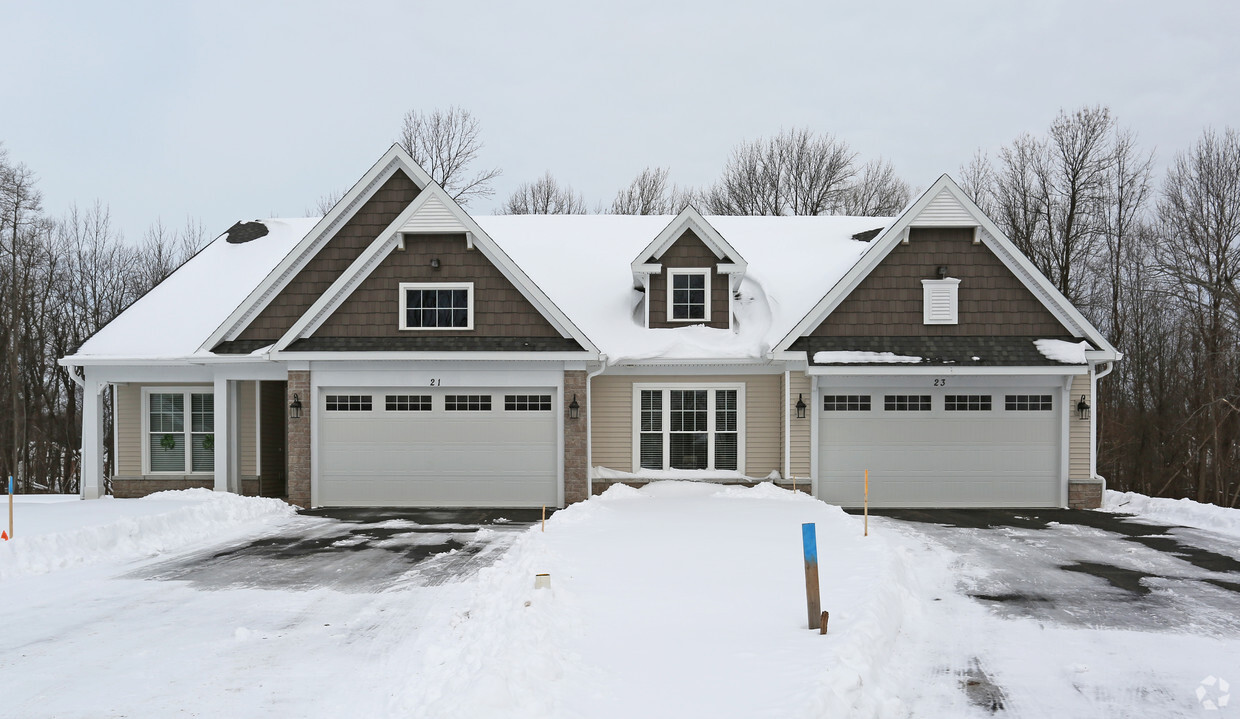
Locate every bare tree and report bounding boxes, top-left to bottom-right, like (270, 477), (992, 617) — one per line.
(398, 106), (501, 206)
(138, 215), (208, 288)
(1154, 128), (1240, 505)
(609, 167), (700, 215)
(306, 188), (344, 217)
(501, 172), (588, 214)
(836, 158), (912, 216)
(705, 128), (856, 215)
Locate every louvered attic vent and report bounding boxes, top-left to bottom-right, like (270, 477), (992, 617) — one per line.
(921, 278), (960, 325)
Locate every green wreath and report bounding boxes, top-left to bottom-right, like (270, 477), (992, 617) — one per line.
(160, 434), (177, 451)
(202, 435), (214, 451)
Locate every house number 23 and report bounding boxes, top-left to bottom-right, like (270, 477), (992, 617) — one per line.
(933, 378), (948, 387)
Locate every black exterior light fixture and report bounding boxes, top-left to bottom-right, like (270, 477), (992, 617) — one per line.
(568, 394), (581, 420)
(935, 265), (949, 279)
(1076, 394), (1091, 421)
(289, 393), (303, 420)
(430, 258), (441, 270)
(795, 393), (807, 419)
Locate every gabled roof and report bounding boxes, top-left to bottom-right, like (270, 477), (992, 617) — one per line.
(773, 175), (1121, 360)
(630, 206), (748, 275)
(268, 166), (599, 354)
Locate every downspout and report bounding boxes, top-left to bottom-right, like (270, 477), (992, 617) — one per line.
(1090, 361), (1115, 492)
(783, 369), (791, 483)
(585, 355), (609, 499)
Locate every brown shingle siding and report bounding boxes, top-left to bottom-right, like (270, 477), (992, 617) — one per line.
(313, 233), (563, 338)
(237, 171), (421, 343)
(648, 230), (730, 329)
(811, 227), (1069, 337)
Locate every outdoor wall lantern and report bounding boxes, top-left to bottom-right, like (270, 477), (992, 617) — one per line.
(935, 265), (949, 280)
(1076, 394), (1090, 421)
(289, 393), (303, 420)
(568, 394), (580, 420)
(430, 258), (441, 270)
(795, 393), (807, 419)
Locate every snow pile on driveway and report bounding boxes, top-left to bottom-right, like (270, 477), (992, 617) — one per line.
(398, 482), (913, 718)
(0, 489), (296, 580)
(1104, 489), (1240, 538)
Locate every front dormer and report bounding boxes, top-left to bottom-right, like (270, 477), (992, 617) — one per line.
(631, 207), (747, 330)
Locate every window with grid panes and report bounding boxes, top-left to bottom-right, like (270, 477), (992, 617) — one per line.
(1005, 394), (1053, 411)
(385, 395), (431, 411)
(823, 395), (871, 411)
(945, 395), (992, 411)
(147, 390), (213, 473)
(669, 271), (708, 321)
(445, 395), (491, 411)
(884, 394), (932, 411)
(504, 395), (552, 411)
(639, 387), (739, 471)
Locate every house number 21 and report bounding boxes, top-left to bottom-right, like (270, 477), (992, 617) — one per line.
(429, 378), (441, 386)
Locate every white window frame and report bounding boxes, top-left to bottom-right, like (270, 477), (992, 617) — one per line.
(922, 278), (960, 325)
(666, 269), (711, 323)
(141, 386), (214, 475)
(631, 383), (746, 472)
(398, 281), (475, 331)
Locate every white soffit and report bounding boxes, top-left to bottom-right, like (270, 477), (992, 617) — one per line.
(400, 193), (467, 234)
(911, 187), (978, 226)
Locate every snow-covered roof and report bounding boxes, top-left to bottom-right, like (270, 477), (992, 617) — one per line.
(70, 218), (319, 360)
(67, 213), (888, 364)
(477, 215), (889, 364)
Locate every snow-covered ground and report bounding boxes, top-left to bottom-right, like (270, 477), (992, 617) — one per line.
(2, 486), (1238, 717)
(1105, 489), (1240, 538)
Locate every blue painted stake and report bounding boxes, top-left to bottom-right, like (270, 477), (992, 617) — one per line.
(802, 522), (821, 630)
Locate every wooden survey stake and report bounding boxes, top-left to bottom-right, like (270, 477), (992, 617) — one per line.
(7, 476), (13, 540)
(864, 469), (869, 537)
(802, 522), (821, 630)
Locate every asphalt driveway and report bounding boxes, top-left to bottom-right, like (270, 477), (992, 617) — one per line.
(868, 508), (1240, 635)
(134, 507), (543, 592)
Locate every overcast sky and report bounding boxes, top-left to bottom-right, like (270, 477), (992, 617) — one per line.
(3, 0), (1237, 244)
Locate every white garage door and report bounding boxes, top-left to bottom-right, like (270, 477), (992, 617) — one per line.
(818, 389), (1062, 508)
(318, 387), (558, 507)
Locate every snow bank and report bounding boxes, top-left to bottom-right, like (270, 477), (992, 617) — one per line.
(398, 481), (916, 718)
(814, 350), (923, 364)
(1034, 338), (1091, 364)
(0, 489), (296, 579)
(1103, 490), (1240, 538)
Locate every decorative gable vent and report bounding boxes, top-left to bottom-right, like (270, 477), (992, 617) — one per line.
(913, 188), (975, 226)
(400, 194), (467, 234)
(922, 278), (960, 324)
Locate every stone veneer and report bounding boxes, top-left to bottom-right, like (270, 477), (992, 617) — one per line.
(564, 370), (588, 504)
(1068, 480), (1103, 510)
(286, 370), (312, 508)
(111, 478), (213, 498)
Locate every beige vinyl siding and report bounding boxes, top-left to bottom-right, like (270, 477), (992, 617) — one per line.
(788, 373), (811, 480)
(116, 383), (141, 477)
(239, 381), (257, 477)
(113, 381), (258, 480)
(591, 374), (783, 477)
(1069, 373), (1091, 480)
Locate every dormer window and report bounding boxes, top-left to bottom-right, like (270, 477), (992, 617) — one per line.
(921, 278), (960, 325)
(399, 282), (474, 330)
(668, 269), (710, 322)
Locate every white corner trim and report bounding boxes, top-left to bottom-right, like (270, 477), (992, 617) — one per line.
(398, 282), (475, 331)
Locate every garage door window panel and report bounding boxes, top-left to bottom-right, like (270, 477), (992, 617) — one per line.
(1006, 394), (1053, 411)
(399, 282), (474, 330)
(824, 395), (871, 411)
(945, 395), (992, 411)
(386, 395), (431, 411)
(445, 395), (492, 411)
(636, 385), (744, 472)
(884, 394), (932, 411)
(505, 394), (552, 411)
(326, 395), (372, 411)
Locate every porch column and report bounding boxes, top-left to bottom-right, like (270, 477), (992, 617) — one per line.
(213, 377), (232, 492)
(80, 373), (106, 500)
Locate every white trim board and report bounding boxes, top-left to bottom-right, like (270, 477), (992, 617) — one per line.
(630, 206), (748, 275)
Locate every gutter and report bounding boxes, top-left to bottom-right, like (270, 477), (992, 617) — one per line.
(1090, 361), (1116, 492)
(585, 355), (609, 499)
